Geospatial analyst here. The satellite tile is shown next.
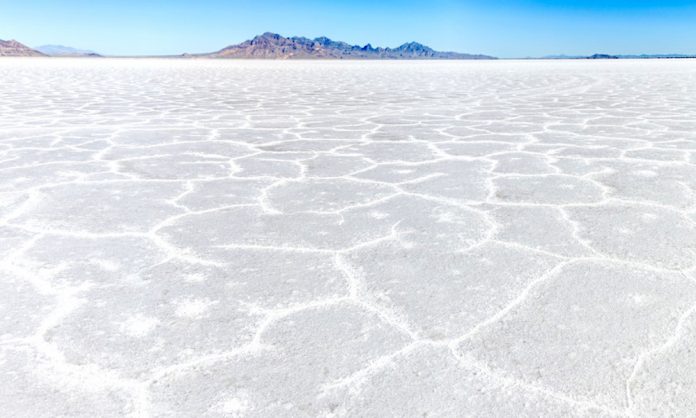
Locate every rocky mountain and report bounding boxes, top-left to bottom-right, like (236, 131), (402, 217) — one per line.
(0, 39), (45, 57)
(204, 32), (495, 59)
(35, 44), (101, 57)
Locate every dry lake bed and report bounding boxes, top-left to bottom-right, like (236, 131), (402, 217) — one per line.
(1, 58), (696, 417)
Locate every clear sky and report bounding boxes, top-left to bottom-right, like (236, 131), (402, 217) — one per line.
(2, 0), (696, 58)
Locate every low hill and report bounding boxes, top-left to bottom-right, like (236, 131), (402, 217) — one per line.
(35, 44), (101, 57)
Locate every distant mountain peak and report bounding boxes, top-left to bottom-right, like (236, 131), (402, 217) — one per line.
(206, 33), (495, 60)
(314, 36), (332, 43)
(393, 42), (436, 56)
(397, 41), (430, 49)
(589, 53), (619, 59)
(35, 44), (101, 57)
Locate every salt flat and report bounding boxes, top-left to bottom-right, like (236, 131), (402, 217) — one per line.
(1, 58), (696, 417)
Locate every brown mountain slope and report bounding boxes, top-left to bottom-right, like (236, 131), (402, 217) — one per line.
(0, 39), (46, 57)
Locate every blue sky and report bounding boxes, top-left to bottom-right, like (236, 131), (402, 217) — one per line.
(1, 0), (695, 57)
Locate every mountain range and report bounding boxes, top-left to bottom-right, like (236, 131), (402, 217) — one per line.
(3, 34), (695, 60)
(543, 53), (696, 59)
(0, 39), (45, 56)
(197, 32), (495, 60)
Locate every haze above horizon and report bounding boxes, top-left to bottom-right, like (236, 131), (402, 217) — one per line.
(2, 0), (696, 58)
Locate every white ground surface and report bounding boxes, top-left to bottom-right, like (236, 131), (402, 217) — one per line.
(1, 58), (696, 417)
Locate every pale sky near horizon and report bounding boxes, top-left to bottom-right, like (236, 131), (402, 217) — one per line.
(1, 0), (696, 58)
